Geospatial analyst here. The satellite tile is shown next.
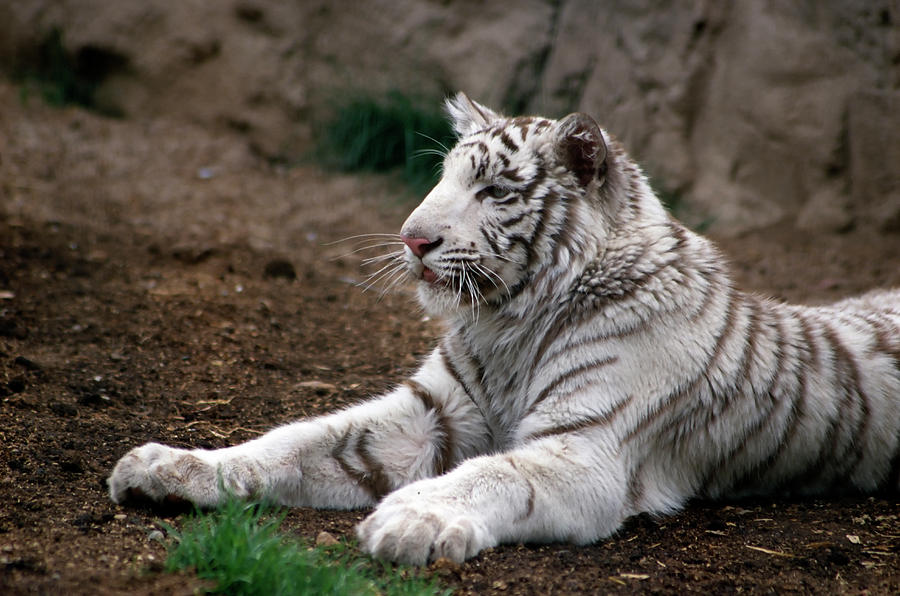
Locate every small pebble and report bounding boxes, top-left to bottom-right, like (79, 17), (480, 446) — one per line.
(430, 557), (460, 575)
(148, 530), (164, 542)
(315, 531), (339, 547)
(263, 259), (297, 281)
(297, 381), (337, 395)
(14, 356), (42, 371)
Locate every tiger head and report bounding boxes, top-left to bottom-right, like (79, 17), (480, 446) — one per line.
(401, 92), (653, 317)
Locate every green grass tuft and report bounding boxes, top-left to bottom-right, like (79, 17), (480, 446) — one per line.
(161, 498), (450, 595)
(315, 91), (456, 196)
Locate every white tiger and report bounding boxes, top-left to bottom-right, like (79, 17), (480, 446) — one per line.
(108, 93), (900, 565)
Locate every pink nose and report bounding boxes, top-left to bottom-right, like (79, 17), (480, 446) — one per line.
(401, 235), (442, 259)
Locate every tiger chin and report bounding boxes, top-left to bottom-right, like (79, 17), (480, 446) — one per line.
(108, 92), (900, 565)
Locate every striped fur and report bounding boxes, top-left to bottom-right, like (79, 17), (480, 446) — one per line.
(108, 93), (900, 565)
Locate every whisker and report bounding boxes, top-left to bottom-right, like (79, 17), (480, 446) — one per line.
(378, 270), (410, 298)
(370, 267), (409, 299)
(475, 263), (510, 295)
(451, 269), (463, 311)
(465, 268), (478, 321)
(412, 148), (449, 159)
(323, 233), (403, 247)
(360, 260), (405, 288)
(348, 241), (406, 252)
(469, 247), (515, 264)
(472, 263), (501, 292)
(469, 266), (484, 322)
(361, 250), (405, 266)
(414, 131), (451, 155)
(331, 242), (406, 260)
(359, 263), (408, 295)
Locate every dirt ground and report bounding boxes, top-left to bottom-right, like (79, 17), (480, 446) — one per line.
(1, 81), (899, 595)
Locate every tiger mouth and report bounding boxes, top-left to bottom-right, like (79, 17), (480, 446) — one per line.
(421, 267), (450, 287)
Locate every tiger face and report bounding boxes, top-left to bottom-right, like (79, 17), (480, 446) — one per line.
(400, 93), (610, 315)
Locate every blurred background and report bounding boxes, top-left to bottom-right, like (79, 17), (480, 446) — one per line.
(2, 0), (898, 235)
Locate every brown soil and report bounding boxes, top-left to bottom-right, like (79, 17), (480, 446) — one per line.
(1, 82), (899, 595)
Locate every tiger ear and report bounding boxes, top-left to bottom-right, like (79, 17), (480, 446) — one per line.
(445, 92), (502, 137)
(555, 113), (608, 187)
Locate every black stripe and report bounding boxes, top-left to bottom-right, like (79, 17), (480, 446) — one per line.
(517, 126), (529, 143)
(549, 297), (610, 361)
(499, 270), (535, 303)
(499, 210), (532, 228)
(734, 310), (815, 495)
(356, 429), (393, 499)
(688, 266), (721, 322)
(686, 296), (763, 431)
(626, 459), (646, 509)
(699, 393), (782, 496)
(627, 278), (739, 502)
(538, 323), (637, 371)
(779, 313), (844, 491)
(332, 429), (388, 501)
(480, 226), (502, 256)
(735, 296), (761, 386)
(534, 120), (552, 133)
(708, 292), (744, 373)
(871, 313), (900, 368)
(514, 117), (535, 142)
(332, 431), (356, 480)
(886, 430), (900, 491)
(869, 312), (900, 489)
(527, 355), (619, 415)
(505, 456), (536, 521)
(699, 304), (787, 494)
(527, 394), (634, 441)
(821, 321), (872, 483)
(438, 342), (495, 445)
(522, 168), (552, 270)
(500, 168), (524, 182)
(551, 196), (578, 267)
(439, 343), (480, 405)
(459, 140), (489, 153)
(404, 379), (454, 475)
(685, 296), (761, 430)
(499, 131), (519, 153)
(731, 388), (804, 494)
(670, 222), (690, 249)
(622, 288), (740, 444)
(476, 156), (488, 180)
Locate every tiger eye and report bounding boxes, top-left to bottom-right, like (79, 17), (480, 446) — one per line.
(483, 185), (508, 199)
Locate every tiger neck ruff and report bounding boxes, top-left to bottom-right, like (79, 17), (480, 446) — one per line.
(108, 92), (900, 565)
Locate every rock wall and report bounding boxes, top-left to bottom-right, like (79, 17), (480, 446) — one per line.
(1, 0), (898, 234)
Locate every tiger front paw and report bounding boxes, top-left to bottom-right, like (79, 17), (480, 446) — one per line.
(356, 482), (495, 565)
(107, 442), (222, 506)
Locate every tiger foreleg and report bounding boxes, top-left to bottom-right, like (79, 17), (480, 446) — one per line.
(108, 352), (490, 509)
(357, 435), (628, 564)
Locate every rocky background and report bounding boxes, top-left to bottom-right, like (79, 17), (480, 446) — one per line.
(1, 0), (898, 235)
